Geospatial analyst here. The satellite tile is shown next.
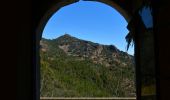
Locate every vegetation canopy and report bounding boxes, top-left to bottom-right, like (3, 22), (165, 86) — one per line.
(40, 34), (136, 97)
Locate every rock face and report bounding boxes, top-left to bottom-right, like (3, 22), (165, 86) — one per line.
(40, 34), (136, 97)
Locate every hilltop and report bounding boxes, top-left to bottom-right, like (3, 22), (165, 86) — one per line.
(40, 34), (136, 97)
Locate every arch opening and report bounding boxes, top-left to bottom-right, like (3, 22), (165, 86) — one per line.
(37, 0), (136, 99)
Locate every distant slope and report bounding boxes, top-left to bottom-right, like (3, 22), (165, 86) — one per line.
(40, 34), (136, 97)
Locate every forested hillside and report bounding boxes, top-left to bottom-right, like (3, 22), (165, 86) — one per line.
(40, 34), (136, 97)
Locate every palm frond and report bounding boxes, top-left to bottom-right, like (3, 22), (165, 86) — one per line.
(125, 32), (134, 51)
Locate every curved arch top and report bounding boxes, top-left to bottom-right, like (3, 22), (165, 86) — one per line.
(83, 0), (132, 22)
(36, 0), (132, 41)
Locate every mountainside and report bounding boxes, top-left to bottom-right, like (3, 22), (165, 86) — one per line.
(40, 34), (136, 97)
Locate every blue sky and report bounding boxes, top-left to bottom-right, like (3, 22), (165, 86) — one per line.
(42, 1), (134, 55)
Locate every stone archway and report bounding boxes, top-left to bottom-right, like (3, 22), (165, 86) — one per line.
(35, 0), (134, 99)
(34, 0), (157, 100)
